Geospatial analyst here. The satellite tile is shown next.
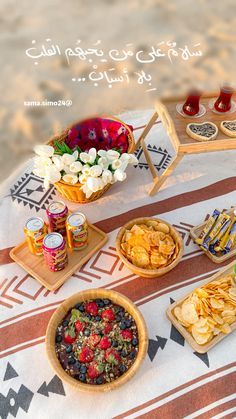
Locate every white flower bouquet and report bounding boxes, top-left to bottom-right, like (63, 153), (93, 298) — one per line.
(33, 141), (138, 201)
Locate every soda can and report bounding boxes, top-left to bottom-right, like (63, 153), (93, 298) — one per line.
(66, 212), (88, 250)
(24, 217), (48, 256)
(42, 233), (68, 271)
(46, 201), (68, 237)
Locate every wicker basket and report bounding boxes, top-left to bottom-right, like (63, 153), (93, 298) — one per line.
(45, 288), (148, 392)
(116, 217), (183, 278)
(47, 116), (135, 203)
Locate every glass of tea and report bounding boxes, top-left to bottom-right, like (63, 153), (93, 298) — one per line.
(182, 90), (202, 116)
(214, 85), (234, 113)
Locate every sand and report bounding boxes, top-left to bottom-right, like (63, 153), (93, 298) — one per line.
(0, 0), (236, 182)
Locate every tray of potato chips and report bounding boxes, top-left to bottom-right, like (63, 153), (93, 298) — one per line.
(166, 261), (236, 353)
(116, 217), (183, 278)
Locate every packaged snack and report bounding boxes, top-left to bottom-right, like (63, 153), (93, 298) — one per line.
(195, 208), (220, 245)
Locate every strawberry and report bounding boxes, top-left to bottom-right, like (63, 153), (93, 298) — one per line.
(102, 308), (115, 322)
(103, 323), (113, 334)
(64, 327), (76, 344)
(75, 320), (86, 333)
(79, 346), (94, 363)
(88, 333), (101, 348)
(99, 336), (111, 350)
(85, 301), (98, 316)
(105, 348), (120, 365)
(120, 329), (133, 341)
(87, 361), (104, 379)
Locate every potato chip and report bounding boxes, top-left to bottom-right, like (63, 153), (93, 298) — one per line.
(192, 327), (212, 345)
(210, 298), (224, 310)
(120, 220), (177, 270)
(220, 323), (231, 334)
(181, 302), (199, 324)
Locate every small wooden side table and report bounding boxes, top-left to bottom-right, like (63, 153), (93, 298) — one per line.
(135, 92), (236, 196)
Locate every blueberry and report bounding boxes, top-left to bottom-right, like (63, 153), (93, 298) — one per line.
(112, 340), (118, 347)
(55, 334), (62, 343)
(68, 356), (76, 365)
(120, 322), (126, 330)
(118, 308), (125, 316)
(103, 299), (111, 306)
(75, 304), (85, 312)
(125, 319), (132, 328)
(121, 350), (128, 357)
(84, 328), (90, 337)
(116, 315), (121, 322)
(119, 364), (126, 373)
(86, 314), (92, 320)
(97, 300), (105, 308)
(96, 376), (103, 384)
(66, 344), (72, 353)
(75, 361), (81, 369)
(62, 319), (69, 327)
(80, 365), (87, 374)
(78, 373), (86, 382)
(132, 338), (138, 346)
(95, 316), (101, 322)
(130, 350), (136, 359)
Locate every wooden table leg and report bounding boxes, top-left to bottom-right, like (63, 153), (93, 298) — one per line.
(149, 153), (184, 196)
(135, 111), (158, 150)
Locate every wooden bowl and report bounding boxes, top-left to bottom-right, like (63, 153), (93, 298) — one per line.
(116, 217), (183, 278)
(45, 288), (148, 392)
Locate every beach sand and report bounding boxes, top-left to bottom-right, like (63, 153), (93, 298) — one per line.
(0, 0), (236, 181)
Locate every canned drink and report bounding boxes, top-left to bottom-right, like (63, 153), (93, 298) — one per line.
(46, 201), (68, 237)
(66, 212), (88, 250)
(42, 233), (68, 271)
(24, 217), (48, 256)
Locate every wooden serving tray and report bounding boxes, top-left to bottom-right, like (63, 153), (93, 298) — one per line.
(157, 92), (236, 154)
(10, 224), (108, 291)
(166, 261), (236, 353)
(190, 208), (236, 264)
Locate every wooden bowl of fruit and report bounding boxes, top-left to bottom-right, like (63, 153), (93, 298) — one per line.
(116, 217), (183, 278)
(46, 288), (148, 392)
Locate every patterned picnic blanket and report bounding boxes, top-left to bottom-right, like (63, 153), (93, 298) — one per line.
(0, 110), (236, 419)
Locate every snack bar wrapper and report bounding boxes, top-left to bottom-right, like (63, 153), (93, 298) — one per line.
(202, 213), (231, 250)
(209, 218), (232, 254)
(223, 221), (236, 253)
(195, 208), (221, 245)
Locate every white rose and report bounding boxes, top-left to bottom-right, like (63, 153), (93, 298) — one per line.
(111, 159), (122, 170)
(72, 150), (79, 160)
(106, 150), (120, 161)
(120, 153), (131, 162)
(128, 154), (139, 165)
(80, 148), (97, 164)
(97, 150), (107, 157)
(33, 156), (52, 178)
(89, 165), (103, 177)
(102, 169), (112, 184)
(87, 176), (104, 192)
(79, 174), (88, 184)
(98, 157), (109, 170)
(114, 169), (127, 182)
(61, 153), (76, 165)
(62, 174), (78, 185)
(70, 161), (83, 173)
(45, 165), (62, 183)
(52, 156), (64, 171)
(82, 164), (91, 176)
(81, 183), (93, 198)
(34, 145), (54, 158)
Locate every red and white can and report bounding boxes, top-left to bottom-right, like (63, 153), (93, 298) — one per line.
(46, 201), (68, 237)
(42, 233), (68, 271)
(66, 212), (88, 250)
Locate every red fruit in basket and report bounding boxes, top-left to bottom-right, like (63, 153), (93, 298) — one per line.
(75, 320), (86, 333)
(87, 361), (104, 379)
(79, 347), (94, 363)
(105, 348), (120, 365)
(85, 301), (98, 316)
(120, 329), (133, 341)
(102, 308), (115, 322)
(99, 336), (111, 350)
(88, 333), (101, 348)
(103, 323), (113, 334)
(64, 328), (76, 344)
